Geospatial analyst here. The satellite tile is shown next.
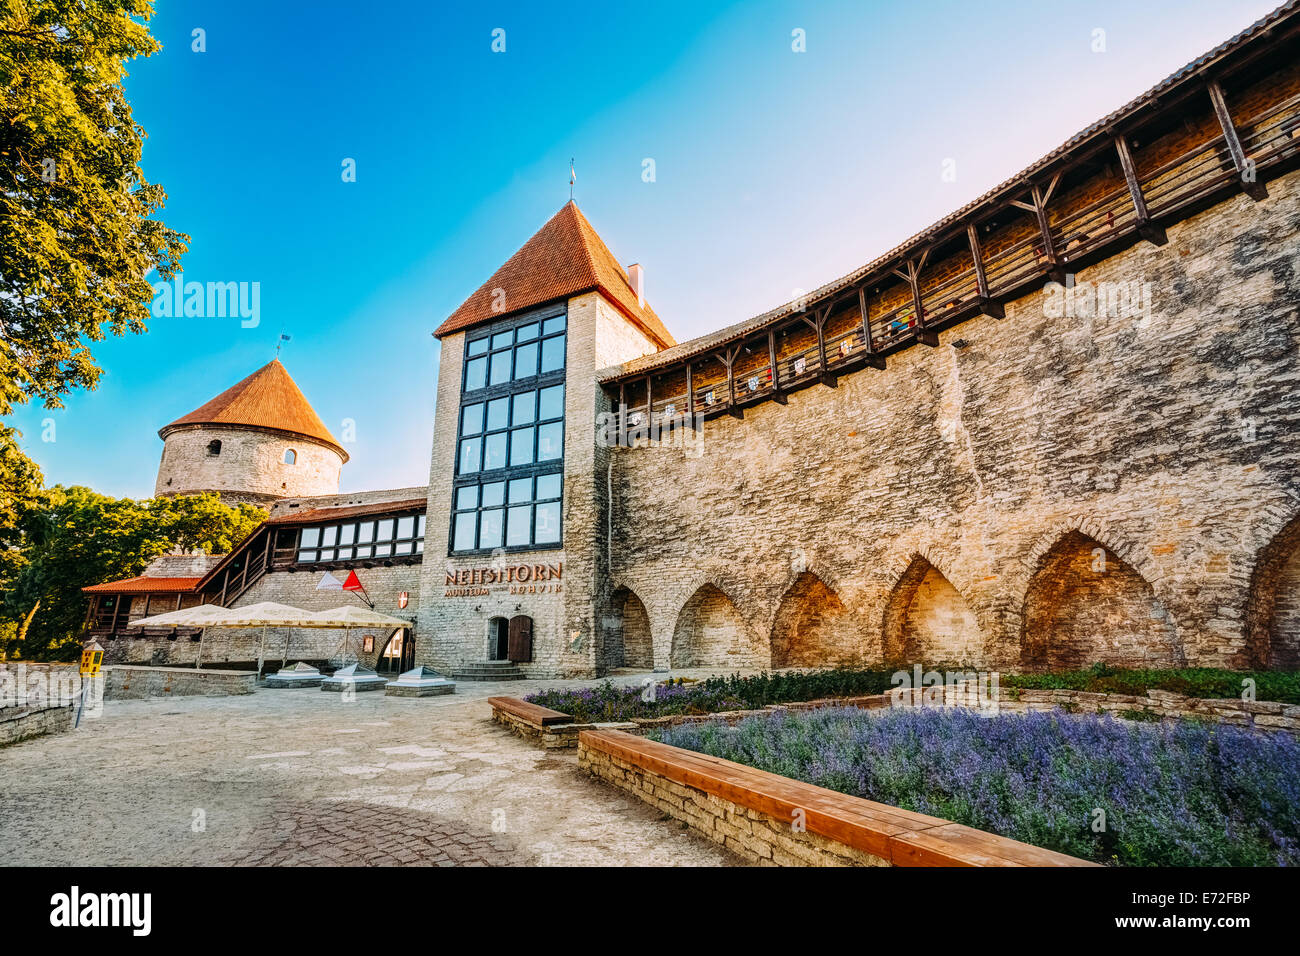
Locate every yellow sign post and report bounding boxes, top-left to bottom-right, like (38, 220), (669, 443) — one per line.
(76, 641), (104, 727)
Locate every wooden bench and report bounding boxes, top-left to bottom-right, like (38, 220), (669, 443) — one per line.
(581, 729), (1095, 867)
(488, 696), (573, 728)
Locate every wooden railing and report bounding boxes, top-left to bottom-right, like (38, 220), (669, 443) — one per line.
(612, 85), (1300, 440)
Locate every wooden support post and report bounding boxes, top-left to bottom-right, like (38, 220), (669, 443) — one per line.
(644, 374), (653, 433)
(717, 348), (743, 418)
(618, 381), (627, 447)
(1114, 134), (1167, 246)
(966, 222), (1005, 318)
(685, 362), (696, 428)
(858, 287), (886, 368)
(802, 307), (838, 386)
(1208, 80), (1267, 201)
(894, 255), (938, 347)
(1012, 178), (1066, 284)
(768, 329), (788, 403)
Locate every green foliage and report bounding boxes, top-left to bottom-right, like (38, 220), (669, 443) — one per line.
(0, 0), (187, 420)
(0, 487), (263, 660)
(1002, 662), (1300, 705)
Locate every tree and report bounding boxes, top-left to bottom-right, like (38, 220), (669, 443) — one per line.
(1, 489), (264, 660)
(0, 0), (187, 427)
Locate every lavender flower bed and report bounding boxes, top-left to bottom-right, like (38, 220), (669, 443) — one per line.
(650, 706), (1300, 866)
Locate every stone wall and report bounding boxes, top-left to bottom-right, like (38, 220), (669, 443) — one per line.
(606, 169), (1300, 673)
(0, 704), (74, 747)
(104, 665), (255, 699)
(155, 424), (343, 506)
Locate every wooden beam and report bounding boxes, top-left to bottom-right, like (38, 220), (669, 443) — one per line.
(1030, 184), (1067, 284)
(768, 329), (788, 403)
(1113, 134), (1167, 246)
(618, 381), (627, 447)
(802, 307), (837, 387)
(894, 260), (938, 347)
(684, 361), (696, 426)
(965, 223), (1004, 318)
(644, 374), (653, 433)
(858, 287), (886, 369)
(717, 348), (743, 418)
(1208, 79), (1267, 201)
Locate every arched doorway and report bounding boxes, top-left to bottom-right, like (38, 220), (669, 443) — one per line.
(670, 584), (764, 668)
(621, 592), (653, 670)
(882, 557), (981, 666)
(487, 617), (509, 661)
(771, 572), (854, 667)
(1022, 531), (1179, 669)
(377, 628), (415, 673)
(1246, 515), (1300, 668)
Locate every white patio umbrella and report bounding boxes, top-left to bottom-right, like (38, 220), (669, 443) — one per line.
(308, 606), (413, 666)
(126, 604), (235, 670)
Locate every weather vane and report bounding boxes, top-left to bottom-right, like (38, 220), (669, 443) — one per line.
(570, 158), (576, 201)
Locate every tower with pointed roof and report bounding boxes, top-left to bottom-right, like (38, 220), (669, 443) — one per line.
(154, 359), (347, 508)
(420, 201), (675, 678)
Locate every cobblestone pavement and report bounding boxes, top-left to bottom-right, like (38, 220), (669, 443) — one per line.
(0, 670), (742, 867)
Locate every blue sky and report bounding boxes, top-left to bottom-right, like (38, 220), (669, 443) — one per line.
(12, 0), (1280, 496)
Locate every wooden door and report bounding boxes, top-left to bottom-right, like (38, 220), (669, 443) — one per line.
(507, 615), (533, 663)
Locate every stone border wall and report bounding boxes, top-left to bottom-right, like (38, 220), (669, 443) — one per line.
(104, 665), (256, 699)
(0, 704), (74, 747)
(578, 729), (1093, 867)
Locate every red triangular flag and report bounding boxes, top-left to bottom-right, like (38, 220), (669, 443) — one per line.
(341, 570), (364, 591)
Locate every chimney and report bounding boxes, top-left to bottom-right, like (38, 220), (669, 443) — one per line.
(627, 263), (644, 308)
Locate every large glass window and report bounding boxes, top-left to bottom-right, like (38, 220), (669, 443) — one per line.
(452, 310), (566, 553)
(296, 513), (425, 563)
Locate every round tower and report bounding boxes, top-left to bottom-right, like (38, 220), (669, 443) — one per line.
(155, 359), (347, 508)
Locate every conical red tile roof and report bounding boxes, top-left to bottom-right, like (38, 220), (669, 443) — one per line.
(159, 360), (348, 461)
(434, 201), (675, 348)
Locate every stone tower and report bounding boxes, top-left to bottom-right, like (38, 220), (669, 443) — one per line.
(155, 359), (347, 508)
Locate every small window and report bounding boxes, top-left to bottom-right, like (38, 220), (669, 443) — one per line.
(207, 439), (222, 456)
(283, 449), (297, 464)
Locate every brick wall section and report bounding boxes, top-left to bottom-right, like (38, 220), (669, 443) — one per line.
(155, 425), (343, 506)
(0, 705), (74, 747)
(608, 170), (1300, 673)
(103, 665), (255, 699)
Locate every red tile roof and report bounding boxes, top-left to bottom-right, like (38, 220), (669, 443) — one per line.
(159, 360), (348, 461)
(434, 201), (676, 348)
(82, 576), (203, 594)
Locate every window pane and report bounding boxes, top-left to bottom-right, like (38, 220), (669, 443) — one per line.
(465, 357), (487, 391)
(300, 528), (320, 548)
(394, 540), (413, 555)
(481, 481), (504, 508)
(321, 526), (338, 546)
(299, 550), (318, 562)
(453, 513), (477, 551)
(513, 342), (538, 379)
(460, 403), (484, 436)
(417, 515), (426, 537)
(511, 391), (535, 425)
(507, 505), (532, 546)
(483, 432), (507, 470)
(319, 548), (335, 562)
(376, 519), (395, 542)
(490, 351), (511, 386)
(486, 397), (509, 431)
(467, 337), (489, 357)
(338, 524), (356, 545)
(541, 335), (565, 373)
(536, 473), (561, 501)
(396, 516), (415, 539)
(491, 331), (513, 351)
(509, 427), (534, 466)
(516, 322), (539, 342)
(374, 542), (393, 557)
(543, 315), (565, 335)
(508, 477), (531, 504)
(355, 545), (372, 558)
(537, 422), (563, 461)
(456, 486), (478, 511)
(336, 546), (353, 561)
(357, 522), (374, 543)
(539, 384), (565, 420)
(416, 539), (424, 553)
(535, 502), (561, 544)
(479, 509), (503, 548)
(459, 437), (481, 474)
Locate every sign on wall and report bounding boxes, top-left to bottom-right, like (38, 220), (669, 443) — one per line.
(444, 561), (563, 598)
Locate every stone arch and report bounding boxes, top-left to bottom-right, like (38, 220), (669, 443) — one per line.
(770, 572), (858, 668)
(882, 555), (983, 666)
(603, 587), (653, 671)
(670, 583), (765, 669)
(1245, 512), (1300, 668)
(1021, 530), (1182, 669)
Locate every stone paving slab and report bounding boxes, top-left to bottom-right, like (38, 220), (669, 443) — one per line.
(0, 670), (744, 867)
